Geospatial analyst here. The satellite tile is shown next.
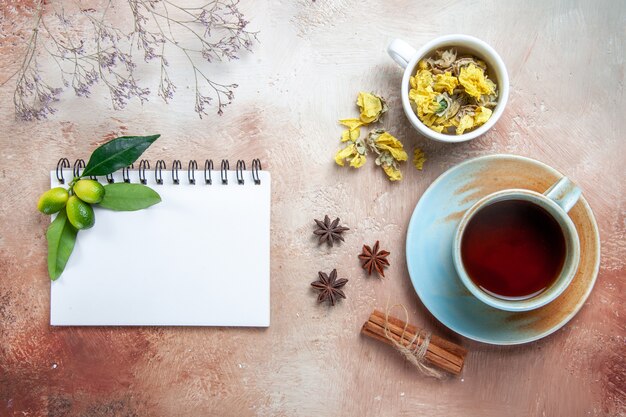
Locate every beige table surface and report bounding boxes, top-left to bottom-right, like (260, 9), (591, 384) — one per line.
(1, 1), (624, 416)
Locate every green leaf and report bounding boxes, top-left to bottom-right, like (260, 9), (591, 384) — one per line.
(81, 134), (160, 177)
(47, 210), (78, 281)
(98, 183), (162, 211)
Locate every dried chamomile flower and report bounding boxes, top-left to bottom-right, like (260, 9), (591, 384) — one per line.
(372, 131), (408, 162)
(335, 143), (367, 168)
(473, 106), (492, 126)
(452, 57), (487, 76)
(409, 70), (438, 117)
(456, 115), (474, 135)
(349, 152), (366, 168)
(382, 164), (402, 181)
(356, 92), (388, 123)
(433, 72), (458, 95)
(367, 130), (407, 182)
(458, 64), (495, 99)
(454, 105), (493, 135)
(425, 49), (457, 73)
(412, 148), (426, 170)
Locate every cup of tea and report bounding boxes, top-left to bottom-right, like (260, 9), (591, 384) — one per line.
(452, 177), (582, 312)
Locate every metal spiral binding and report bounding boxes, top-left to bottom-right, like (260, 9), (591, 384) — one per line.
(122, 164), (133, 183)
(236, 160), (246, 185)
(72, 159), (97, 180)
(172, 160), (182, 184)
(221, 159), (229, 184)
(54, 158), (262, 186)
(56, 158), (70, 184)
(72, 159), (85, 178)
(155, 160), (166, 184)
(204, 159), (213, 185)
(251, 159), (262, 185)
(188, 160), (197, 184)
(139, 160), (150, 184)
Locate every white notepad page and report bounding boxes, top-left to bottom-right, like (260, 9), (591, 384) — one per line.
(50, 168), (270, 326)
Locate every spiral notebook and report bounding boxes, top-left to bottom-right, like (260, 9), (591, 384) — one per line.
(50, 159), (271, 327)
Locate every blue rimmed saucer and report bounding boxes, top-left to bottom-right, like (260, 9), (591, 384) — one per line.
(406, 154), (600, 345)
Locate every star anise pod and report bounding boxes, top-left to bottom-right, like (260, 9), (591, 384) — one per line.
(313, 215), (349, 247)
(310, 269), (348, 306)
(358, 240), (390, 277)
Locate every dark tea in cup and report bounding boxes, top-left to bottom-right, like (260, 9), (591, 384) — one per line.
(460, 199), (566, 300)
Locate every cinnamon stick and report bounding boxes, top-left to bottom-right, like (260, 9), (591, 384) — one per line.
(361, 310), (467, 375)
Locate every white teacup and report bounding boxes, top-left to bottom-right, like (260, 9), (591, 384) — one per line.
(387, 34), (509, 143)
(453, 177), (582, 312)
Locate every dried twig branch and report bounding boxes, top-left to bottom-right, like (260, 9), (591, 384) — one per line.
(9, 0), (258, 120)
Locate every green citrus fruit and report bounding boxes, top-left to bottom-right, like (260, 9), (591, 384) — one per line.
(73, 179), (105, 204)
(66, 195), (95, 229)
(37, 187), (69, 214)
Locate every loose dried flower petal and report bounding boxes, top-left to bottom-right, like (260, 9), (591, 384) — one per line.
(357, 92), (387, 123)
(334, 145), (357, 166)
(412, 148), (426, 170)
(382, 165), (402, 181)
(349, 153), (367, 168)
(341, 127), (361, 142)
(339, 118), (364, 131)
(373, 131), (408, 162)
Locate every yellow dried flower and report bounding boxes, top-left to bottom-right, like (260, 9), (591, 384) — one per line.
(473, 106), (492, 126)
(356, 92), (387, 123)
(458, 64), (495, 99)
(421, 113), (447, 132)
(365, 130), (407, 182)
(336, 93), (403, 181)
(374, 132), (408, 162)
(334, 144), (357, 167)
(339, 118), (364, 131)
(341, 127), (361, 142)
(382, 165), (402, 181)
(415, 69), (434, 88)
(433, 72), (458, 95)
(485, 79), (497, 96)
(412, 148), (426, 170)
(349, 153), (366, 168)
(456, 115), (474, 135)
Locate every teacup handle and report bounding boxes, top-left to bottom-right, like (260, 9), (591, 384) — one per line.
(387, 39), (416, 69)
(544, 177), (581, 213)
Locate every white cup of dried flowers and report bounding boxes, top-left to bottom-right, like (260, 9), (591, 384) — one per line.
(388, 34), (509, 143)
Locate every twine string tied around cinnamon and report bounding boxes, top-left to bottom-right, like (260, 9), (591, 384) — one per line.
(382, 304), (444, 379)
